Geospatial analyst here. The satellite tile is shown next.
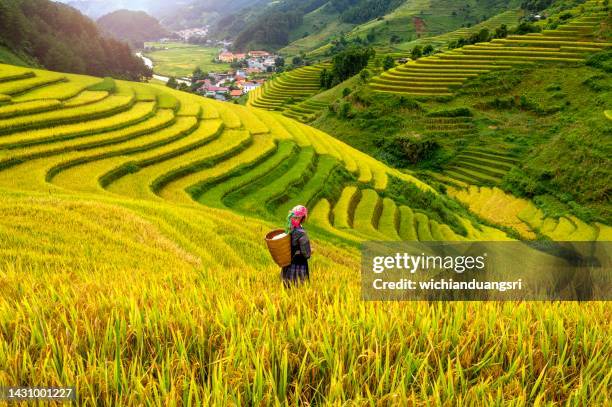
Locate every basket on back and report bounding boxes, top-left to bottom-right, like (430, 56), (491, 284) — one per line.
(265, 229), (291, 267)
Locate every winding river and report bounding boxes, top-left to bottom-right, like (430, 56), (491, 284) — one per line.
(136, 52), (191, 86)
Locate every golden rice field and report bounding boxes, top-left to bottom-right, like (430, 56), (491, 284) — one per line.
(0, 61), (610, 405)
(370, 0), (612, 97)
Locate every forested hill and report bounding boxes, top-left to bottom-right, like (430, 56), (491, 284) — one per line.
(97, 10), (170, 49)
(0, 0), (151, 80)
(223, 0), (524, 52)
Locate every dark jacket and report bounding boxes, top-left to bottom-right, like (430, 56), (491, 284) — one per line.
(290, 227), (311, 265)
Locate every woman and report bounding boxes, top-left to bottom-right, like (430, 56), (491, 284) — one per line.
(282, 205), (311, 287)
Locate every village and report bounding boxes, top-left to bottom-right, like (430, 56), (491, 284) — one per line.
(194, 50), (280, 102)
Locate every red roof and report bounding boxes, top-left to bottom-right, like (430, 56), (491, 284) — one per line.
(230, 90), (243, 97)
(201, 86), (228, 92)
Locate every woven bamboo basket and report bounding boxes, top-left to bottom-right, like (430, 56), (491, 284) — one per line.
(265, 229), (292, 267)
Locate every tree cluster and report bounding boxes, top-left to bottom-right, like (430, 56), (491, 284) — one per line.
(446, 23), (533, 50)
(97, 10), (170, 50)
(320, 46), (375, 89)
(331, 0), (404, 24)
(233, 11), (303, 51)
(0, 0), (151, 80)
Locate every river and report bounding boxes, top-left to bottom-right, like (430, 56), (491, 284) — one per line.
(136, 52), (191, 86)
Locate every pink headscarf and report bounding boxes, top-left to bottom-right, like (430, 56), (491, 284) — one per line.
(286, 205), (308, 232)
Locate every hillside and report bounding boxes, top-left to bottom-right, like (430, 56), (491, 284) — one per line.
(0, 0), (150, 80)
(0, 58), (610, 404)
(159, 0), (268, 31)
(0, 61), (507, 244)
(97, 10), (170, 49)
(300, 0), (611, 235)
(271, 0), (524, 56)
(60, 0), (189, 19)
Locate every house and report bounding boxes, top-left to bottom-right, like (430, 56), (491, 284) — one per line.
(217, 52), (247, 63)
(218, 52), (235, 63)
(230, 89), (243, 98)
(245, 67), (262, 74)
(263, 57), (276, 68)
(242, 82), (261, 93)
(247, 59), (265, 70)
(198, 85), (229, 94)
(249, 51), (270, 58)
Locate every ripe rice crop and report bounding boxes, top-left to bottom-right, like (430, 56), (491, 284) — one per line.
(274, 155), (340, 217)
(398, 205), (417, 240)
(197, 140), (294, 207)
(63, 91), (110, 107)
(0, 95), (135, 135)
(414, 212), (433, 240)
(333, 186), (359, 229)
(0, 57), (610, 405)
(352, 189), (389, 240)
(377, 197), (400, 239)
(0, 101), (156, 149)
(231, 147), (315, 217)
(169, 135), (280, 205)
(0, 73), (65, 95)
(12, 75), (102, 102)
(0, 99), (62, 119)
(3, 109), (176, 166)
(106, 126), (244, 199)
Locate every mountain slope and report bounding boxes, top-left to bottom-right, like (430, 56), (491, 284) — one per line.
(0, 60), (610, 406)
(277, 0), (523, 56)
(97, 9), (170, 48)
(301, 2), (611, 228)
(0, 0), (150, 80)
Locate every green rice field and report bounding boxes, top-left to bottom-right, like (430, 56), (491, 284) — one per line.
(143, 42), (231, 77)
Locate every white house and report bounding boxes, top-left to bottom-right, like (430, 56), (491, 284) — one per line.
(242, 82), (261, 93)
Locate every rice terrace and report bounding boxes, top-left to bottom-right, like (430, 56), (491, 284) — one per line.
(0, 0), (610, 405)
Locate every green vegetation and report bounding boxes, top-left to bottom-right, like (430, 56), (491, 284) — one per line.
(320, 46), (375, 88)
(143, 42), (230, 78)
(279, 0), (524, 58)
(248, 63), (331, 112)
(304, 1), (611, 226)
(97, 10), (169, 49)
(0, 0), (150, 80)
(0, 6), (611, 399)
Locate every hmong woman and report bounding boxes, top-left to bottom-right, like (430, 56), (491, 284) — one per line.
(282, 205), (312, 287)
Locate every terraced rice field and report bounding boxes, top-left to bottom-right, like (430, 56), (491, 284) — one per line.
(449, 185), (612, 240)
(0, 62), (449, 246)
(0, 61), (610, 405)
(370, 2), (611, 97)
(399, 9), (523, 52)
(282, 99), (329, 123)
(248, 63), (330, 113)
(433, 147), (520, 186)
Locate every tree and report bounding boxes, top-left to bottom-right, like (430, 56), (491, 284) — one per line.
(382, 55), (395, 71)
(166, 77), (178, 89)
(359, 69), (371, 83)
(366, 29), (376, 43)
(324, 46), (375, 88)
(320, 68), (333, 89)
(0, 0), (150, 80)
(411, 46), (423, 60)
(275, 56), (285, 67)
(192, 67), (207, 82)
(494, 24), (508, 39)
(292, 55), (304, 66)
(423, 45), (434, 56)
